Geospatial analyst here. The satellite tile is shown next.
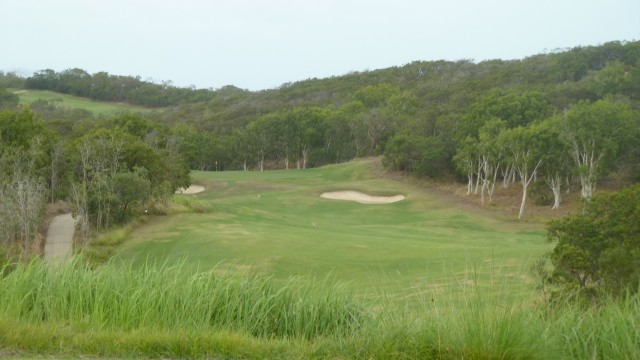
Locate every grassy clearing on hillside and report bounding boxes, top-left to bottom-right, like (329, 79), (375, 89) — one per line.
(117, 159), (548, 309)
(11, 89), (154, 115)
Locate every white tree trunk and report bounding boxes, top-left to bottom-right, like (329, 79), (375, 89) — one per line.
(545, 174), (563, 209)
(518, 183), (528, 220)
(487, 162), (500, 204)
(570, 146), (604, 200)
(474, 158), (482, 194)
(516, 159), (543, 219)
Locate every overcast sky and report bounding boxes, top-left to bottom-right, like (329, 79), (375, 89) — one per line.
(1, 0), (638, 91)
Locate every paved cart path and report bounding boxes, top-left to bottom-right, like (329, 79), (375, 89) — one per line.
(44, 213), (77, 263)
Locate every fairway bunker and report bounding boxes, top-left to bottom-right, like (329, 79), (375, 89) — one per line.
(175, 185), (205, 194)
(320, 191), (405, 204)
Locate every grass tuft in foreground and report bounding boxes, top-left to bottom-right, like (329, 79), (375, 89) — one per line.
(0, 259), (363, 340)
(1, 260), (640, 358)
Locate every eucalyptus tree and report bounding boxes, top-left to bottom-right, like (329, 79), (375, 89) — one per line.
(500, 122), (548, 219)
(560, 98), (635, 200)
(323, 108), (355, 164)
(231, 128), (255, 171)
(477, 118), (507, 204)
(245, 119), (272, 172)
(537, 118), (572, 209)
(288, 107), (328, 169)
(453, 136), (481, 195)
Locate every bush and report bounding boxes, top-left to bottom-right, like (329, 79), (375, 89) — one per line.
(544, 184), (640, 300)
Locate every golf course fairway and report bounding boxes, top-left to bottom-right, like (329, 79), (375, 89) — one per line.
(116, 159), (549, 308)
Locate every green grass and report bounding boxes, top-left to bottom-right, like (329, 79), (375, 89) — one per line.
(1, 260), (639, 359)
(11, 89), (154, 115)
(117, 159), (548, 308)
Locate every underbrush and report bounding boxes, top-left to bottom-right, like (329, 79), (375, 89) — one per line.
(1, 260), (639, 359)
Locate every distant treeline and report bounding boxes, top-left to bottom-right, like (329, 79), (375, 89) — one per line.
(21, 69), (229, 107)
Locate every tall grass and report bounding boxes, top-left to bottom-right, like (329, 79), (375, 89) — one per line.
(0, 259), (363, 339)
(1, 260), (640, 358)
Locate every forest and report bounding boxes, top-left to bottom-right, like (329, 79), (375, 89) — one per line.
(1, 40), (639, 293)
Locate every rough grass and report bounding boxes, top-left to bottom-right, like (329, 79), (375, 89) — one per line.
(1, 260), (639, 359)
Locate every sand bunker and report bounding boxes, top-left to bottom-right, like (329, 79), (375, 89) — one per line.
(175, 185), (205, 194)
(320, 191), (405, 204)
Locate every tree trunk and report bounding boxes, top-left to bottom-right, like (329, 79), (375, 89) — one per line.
(518, 183), (528, 219)
(301, 149), (309, 169)
(546, 174), (562, 209)
(474, 159), (482, 194)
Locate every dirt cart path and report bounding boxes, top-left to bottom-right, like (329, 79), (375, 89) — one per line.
(44, 213), (77, 263)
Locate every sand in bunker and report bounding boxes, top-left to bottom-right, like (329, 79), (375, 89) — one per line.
(175, 185), (205, 194)
(320, 191), (405, 204)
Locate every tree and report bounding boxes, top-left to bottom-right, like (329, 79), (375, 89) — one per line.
(112, 168), (151, 223)
(453, 136), (481, 195)
(477, 118), (507, 204)
(0, 87), (19, 109)
(538, 118), (572, 209)
(560, 98), (635, 200)
(546, 184), (640, 300)
(231, 128), (255, 171)
(586, 61), (630, 98)
(500, 123), (547, 219)
(288, 107), (328, 169)
(2, 171), (46, 261)
(245, 119), (272, 171)
(458, 89), (552, 141)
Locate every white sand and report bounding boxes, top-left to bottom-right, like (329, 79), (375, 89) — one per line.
(175, 185), (205, 194)
(320, 191), (405, 204)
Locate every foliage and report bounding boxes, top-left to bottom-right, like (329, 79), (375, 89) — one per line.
(0, 109), (53, 260)
(384, 133), (452, 177)
(560, 98), (636, 200)
(24, 68), (221, 107)
(0, 86), (19, 109)
(545, 184), (640, 299)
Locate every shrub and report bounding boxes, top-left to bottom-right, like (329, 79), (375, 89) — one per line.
(544, 184), (640, 300)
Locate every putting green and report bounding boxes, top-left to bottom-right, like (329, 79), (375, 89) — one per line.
(117, 159), (549, 307)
